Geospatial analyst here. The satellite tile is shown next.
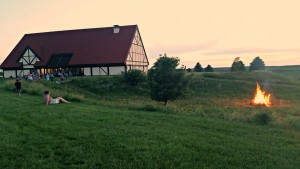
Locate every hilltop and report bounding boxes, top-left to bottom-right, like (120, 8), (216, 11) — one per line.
(0, 70), (300, 168)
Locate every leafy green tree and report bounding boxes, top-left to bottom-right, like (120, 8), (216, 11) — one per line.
(147, 55), (189, 106)
(249, 56), (265, 71)
(124, 69), (146, 86)
(194, 62), (203, 72)
(204, 64), (214, 72)
(230, 57), (246, 72)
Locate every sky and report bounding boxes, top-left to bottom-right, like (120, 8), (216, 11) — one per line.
(0, 0), (300, 68)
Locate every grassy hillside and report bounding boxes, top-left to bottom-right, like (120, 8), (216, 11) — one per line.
(214, 65), (300, 77)
(1, 70), (300, 168)
(266, 65), (300, 78)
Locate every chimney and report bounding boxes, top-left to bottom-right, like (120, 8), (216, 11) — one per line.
(113, 25), (120, 34)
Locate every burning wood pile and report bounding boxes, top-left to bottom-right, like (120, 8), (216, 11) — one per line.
(251, 82), (271, 107)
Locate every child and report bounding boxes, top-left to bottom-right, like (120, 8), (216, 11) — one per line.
(15, 79), (21, 96)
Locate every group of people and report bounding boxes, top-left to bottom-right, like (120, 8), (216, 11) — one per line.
(44, 72), (69, 84)
(14, 78), (71, 105)
(18, 71), (71, 83)
(26, 73), (40, 81)
(17, 73), (41, 81)
(44, 73), (55, 81)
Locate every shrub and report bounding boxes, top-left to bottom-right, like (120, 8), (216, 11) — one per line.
(249, 56), (266, 71)
(148, 55), (190, 106)
(204, 65), (214, 72)
(124, 70), (146, 86)
(254, 112), (272, 125)
(194, 62), (203, 72)
(230, 57), (246, 72)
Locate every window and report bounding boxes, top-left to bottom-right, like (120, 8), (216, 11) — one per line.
(46, 54), (72, 68)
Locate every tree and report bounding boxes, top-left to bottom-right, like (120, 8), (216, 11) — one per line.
(230, 57), (246, 72)
(194, 62), (203, 72)
(249, 56), (265, 71)
(204, 64), (214, 72)
(180, 64), (186, 71)
(123, 69), (146, 86)
(147, 54), (189, 106)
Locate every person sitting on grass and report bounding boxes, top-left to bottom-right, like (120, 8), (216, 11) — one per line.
(44, 90), (70, 105)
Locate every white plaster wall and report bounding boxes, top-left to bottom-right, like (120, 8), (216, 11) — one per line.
(109, 66), (125, 75)
(28, 49), (34, 56)
(23, 65), (34, 69)
(84, 67), (91, 76)
(92, 67), (100, 75)
(4, 70), (16, 78)
(23, 69), (30, 75)
(17, 70), (23, 77)
(100, 67), (108, 75)
(20, 58), (25, 64)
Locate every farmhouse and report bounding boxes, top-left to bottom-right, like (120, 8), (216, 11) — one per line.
(0, 25), (148, 78)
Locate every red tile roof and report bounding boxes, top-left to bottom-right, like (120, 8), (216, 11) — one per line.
(1, 25), (139, 69)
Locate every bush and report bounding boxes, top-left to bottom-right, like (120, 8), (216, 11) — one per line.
(148, 55), (190, 106)
(230, 57), (246, 72)
(254, 112), (272, 125)
(124, 70), (146, 86)
(194, 62), (203, 72)
(204, 65), (214, 72)
(249, 56), (266, 71)
(230, 61), (244, 72)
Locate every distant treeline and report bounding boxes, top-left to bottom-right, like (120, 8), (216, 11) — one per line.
(214, 65), (300, 72)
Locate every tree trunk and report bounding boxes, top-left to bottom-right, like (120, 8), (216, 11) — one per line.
(164, 100), (168, 106)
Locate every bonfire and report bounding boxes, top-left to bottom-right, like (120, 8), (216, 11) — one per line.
(251, 82), (271, 107)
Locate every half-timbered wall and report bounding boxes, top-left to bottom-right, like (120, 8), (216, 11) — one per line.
(4, 70), (16, 78)
(92, 67), (108, 75)
(83, 66), (125, 76)
(19, 49), (40, 68)
(126, 30), (148, 72)
(110, 66), (125, 75)
(84, 67), (91, 76)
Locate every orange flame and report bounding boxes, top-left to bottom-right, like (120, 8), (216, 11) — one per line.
(251, 82), (271, 107)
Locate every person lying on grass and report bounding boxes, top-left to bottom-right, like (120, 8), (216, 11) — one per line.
(44, 90), (70, 105)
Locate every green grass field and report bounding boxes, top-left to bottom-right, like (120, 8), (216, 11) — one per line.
(1, 68), (300, 168)
(266, 65), (300, 79)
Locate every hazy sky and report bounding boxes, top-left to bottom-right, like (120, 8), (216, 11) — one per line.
(1, 0), (300, 68)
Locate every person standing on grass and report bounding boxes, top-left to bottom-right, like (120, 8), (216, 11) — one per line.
(45, 73), (50, 81)
(44, 90), (70, 105)
(15, 79), (21, 96)
(50, 73), (54, 82)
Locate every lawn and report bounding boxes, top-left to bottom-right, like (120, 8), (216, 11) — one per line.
(0, 70), (300, 169)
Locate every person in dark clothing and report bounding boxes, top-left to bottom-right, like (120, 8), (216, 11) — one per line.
(50, 73), (54, 82)
(15, 79), (21, 96)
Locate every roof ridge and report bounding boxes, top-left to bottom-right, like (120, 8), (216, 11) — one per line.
(25, 24), (138, 35)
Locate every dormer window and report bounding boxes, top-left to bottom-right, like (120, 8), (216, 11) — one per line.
(46, 53), (72, 68)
